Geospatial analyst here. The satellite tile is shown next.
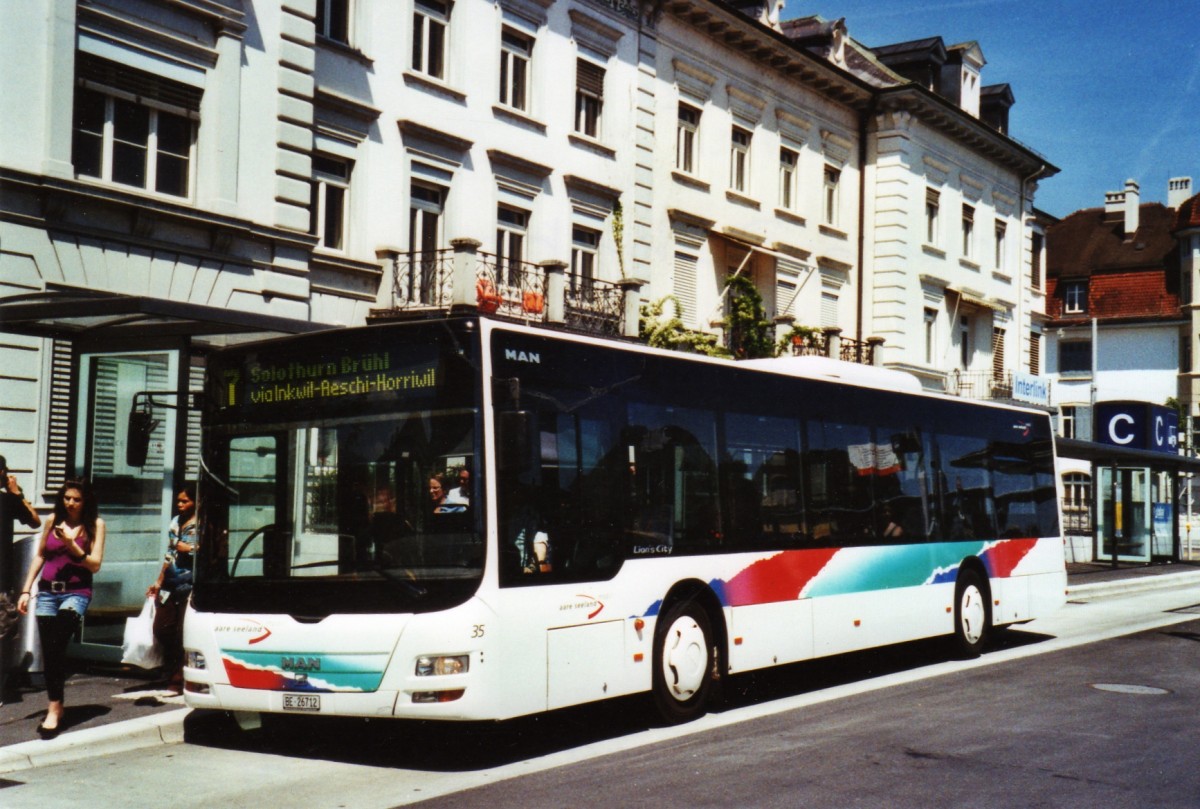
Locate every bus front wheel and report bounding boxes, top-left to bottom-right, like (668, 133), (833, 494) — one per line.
(652, 600), (715, 724)
(953, 568), (990, 659)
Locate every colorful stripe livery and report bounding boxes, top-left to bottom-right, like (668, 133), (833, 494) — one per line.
(221, 650), (391, 692)
(646, 538), (1040, 615)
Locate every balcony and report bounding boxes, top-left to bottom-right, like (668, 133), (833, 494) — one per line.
(374, 240), (637, 338)
(943, 369), (1014, 401)
(789, 327), (884, 366)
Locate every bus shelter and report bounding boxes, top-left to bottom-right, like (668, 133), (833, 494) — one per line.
(1056, 437), (1200, 565)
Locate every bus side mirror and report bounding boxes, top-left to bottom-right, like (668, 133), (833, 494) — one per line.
(126, 403), (159, 467)
(496, 410), (536, 474)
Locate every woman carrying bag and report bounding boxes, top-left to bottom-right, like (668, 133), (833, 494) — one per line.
(16, 479), (107, 739)
(146, 485), (197, 696)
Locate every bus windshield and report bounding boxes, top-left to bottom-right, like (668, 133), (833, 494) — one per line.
(196, 321), (482, 615)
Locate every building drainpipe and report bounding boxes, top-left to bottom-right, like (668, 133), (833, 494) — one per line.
(855, 98), (876, 347)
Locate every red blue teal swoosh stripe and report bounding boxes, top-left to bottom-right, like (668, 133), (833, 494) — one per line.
(705, 539), (1040, 607)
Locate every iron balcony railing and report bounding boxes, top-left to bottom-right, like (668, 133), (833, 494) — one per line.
(944, 369), (1014, 401)
(392, 248), (454, 308)
(386, 248), (629, 337)
(789, 329), (881, 366)
(475, 251), (547, 322)
(565, 277), (624, 337)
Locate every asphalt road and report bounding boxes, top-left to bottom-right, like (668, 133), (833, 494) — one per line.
(1, 585), (1198, 808)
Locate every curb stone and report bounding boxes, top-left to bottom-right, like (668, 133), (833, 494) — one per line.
(0, 708), (189, 774)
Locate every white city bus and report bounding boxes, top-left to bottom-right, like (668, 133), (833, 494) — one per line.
(182, 315), (1065, 723)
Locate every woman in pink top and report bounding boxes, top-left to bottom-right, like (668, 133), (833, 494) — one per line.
(16, 479), (106, 739)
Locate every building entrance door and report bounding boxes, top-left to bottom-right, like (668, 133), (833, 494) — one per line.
(74, 350), (181, 659)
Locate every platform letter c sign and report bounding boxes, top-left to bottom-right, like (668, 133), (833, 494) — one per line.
(1108, 413), (1135, 445)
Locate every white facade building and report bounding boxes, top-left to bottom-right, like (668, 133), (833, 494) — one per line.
(0, 0), (1054, 657)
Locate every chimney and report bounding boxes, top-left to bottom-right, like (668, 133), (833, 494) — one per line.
(1123, 179), (1140, 236)
(1169, 177), (1194, 209)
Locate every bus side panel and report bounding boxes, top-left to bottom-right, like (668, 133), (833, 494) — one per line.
(546, 620), (626, 710)
(991, 575), (1031, 624)
(727, 600), (814, 673)
(811, 585), (951, 658)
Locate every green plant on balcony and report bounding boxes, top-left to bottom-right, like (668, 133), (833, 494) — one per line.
(775, 323), (820, 357)
(639, 295), (726, 357)
(722, 274), (774, 359)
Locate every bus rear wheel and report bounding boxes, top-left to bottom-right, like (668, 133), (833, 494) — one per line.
(953, 568), (990, 659)
(652, 600), (715, 724)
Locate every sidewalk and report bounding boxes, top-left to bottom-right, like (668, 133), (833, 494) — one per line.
(1, 561), (1199, 773)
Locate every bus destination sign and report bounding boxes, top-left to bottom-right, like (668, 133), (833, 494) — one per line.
(219, 350), (438, 410)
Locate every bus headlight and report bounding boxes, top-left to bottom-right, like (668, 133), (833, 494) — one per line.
(185, 650), (207, 670)
(415, 655), (469, 676)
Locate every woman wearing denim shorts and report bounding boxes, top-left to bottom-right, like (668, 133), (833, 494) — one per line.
(16, 479), (107, 739)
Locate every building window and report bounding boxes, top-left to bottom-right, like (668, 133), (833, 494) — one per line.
(1029, 330), (1041, 374)
(408, 181), (445, 303)
(1062, 471), (1091, 532)
(1059, 340), (1092, 375)
(496, 205), (528, 287)
(412, 0), (450, 79)
(960, 315), (971, 369)
(1184, 333), (1193, 374)
(961, 203), (975, 258)
(730, 126), (751, 193)
(72, 85), (195, 199)
(823, 166), (840, 226)
(310, 154), (351, 250)
(924, 308), (937, 365)
(499, 27), (532, 112)
(570, 226), (599, 293)
(676, 103), (699, 174)
(1063, 281), (1088, 314)
(1060, 406), (1077, 439)
(575, 59), (604, 139)
(779, 147), (798, 210)
(315, 0), (350, 43)
(925, 188), (940, 245)
(1031, 231), (1043, 289)
(994, 220), (1007, 270)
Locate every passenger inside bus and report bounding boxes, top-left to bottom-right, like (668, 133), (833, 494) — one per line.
(368, 483), (413, 567)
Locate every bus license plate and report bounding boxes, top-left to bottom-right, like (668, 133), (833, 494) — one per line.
(283, 694), (320, 712)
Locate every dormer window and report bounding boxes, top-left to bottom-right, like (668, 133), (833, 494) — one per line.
(1063, 281), (1087, 314)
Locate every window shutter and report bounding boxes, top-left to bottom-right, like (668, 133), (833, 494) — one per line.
(43, 340), (74, 494)
(185, 357), (205, 482)
(991, 327), (1005, 381)
(76, 53), (202, 114)
(672, 252), (698, 326)
(576, 59), (605, 98)
(821, 288), (839, 327)
(1029, 331), (1041, 375)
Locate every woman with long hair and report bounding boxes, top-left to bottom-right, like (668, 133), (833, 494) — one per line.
(16, 479), (106, 739)
(146, 485), (197, 696)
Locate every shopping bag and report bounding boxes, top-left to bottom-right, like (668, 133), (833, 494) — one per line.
(121, 597), (163, 669)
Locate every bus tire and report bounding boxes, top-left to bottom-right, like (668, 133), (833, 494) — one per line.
(652, 599), (715, 724)
(952, 568), (990, 659)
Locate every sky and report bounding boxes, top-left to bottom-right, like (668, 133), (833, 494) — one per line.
(799, 0), (1200, 218)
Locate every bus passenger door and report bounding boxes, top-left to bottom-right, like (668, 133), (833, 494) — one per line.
(289, 428), (342, 577)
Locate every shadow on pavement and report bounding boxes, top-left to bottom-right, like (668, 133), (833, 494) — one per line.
(183, 627), (1055, 772)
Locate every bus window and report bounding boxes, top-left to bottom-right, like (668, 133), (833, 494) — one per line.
(941, 430), (999, 540)
(497, 388), (624, 585)
(804, 417), (874, 545)
(872, 425), (930, 542)
(722, 412), (803, 547)
(627, 402), (721, 553)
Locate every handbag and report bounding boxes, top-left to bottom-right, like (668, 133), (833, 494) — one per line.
(121, 596), (163, 669)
